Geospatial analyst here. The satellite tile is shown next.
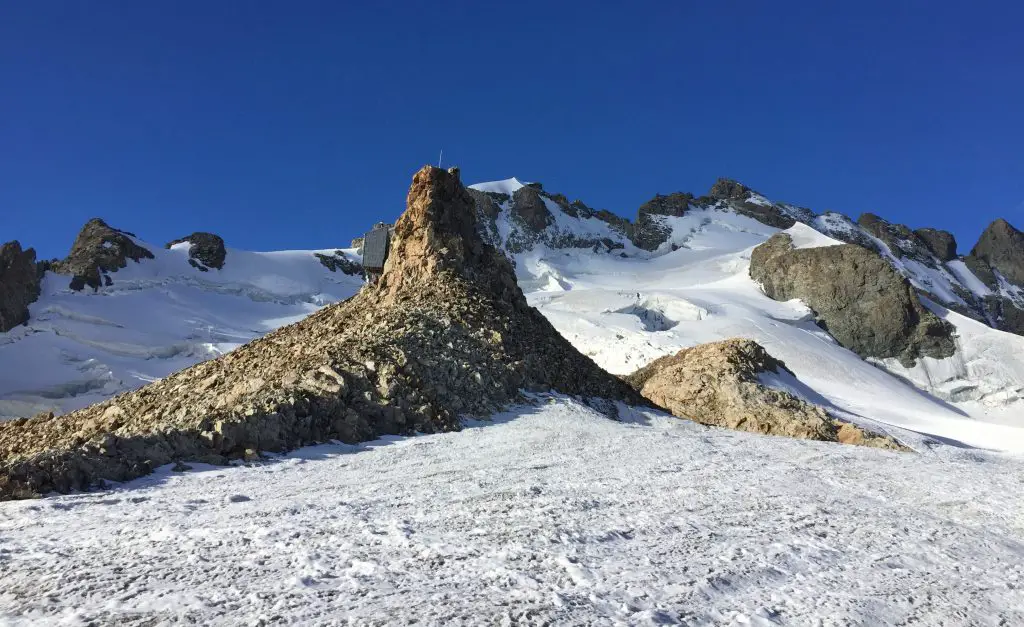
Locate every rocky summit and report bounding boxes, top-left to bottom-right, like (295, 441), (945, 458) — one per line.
(0, 166), (644, 500)
(623, 339), (905, 450)
(51, 218), (155, 290)
(969, 218), (1024, 288)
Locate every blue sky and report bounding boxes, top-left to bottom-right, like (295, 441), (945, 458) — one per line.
(2, 1), (1022, 259)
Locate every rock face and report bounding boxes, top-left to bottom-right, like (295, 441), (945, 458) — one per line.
(51, 219), (155, 290)
(0, 166), (645, 500)
(624, 339), (905, 449)
(165, 232), (227, 271)
(0, 241), (42, 333)
(470, 185), (630, 255)
(858, 213), (940, 264)
(510, 186), (554, 233)
(914, 227), (958, 262)
(969, 218), (1024, 287)
(750, 233), (956, 367)
(632, 193), (692, 251)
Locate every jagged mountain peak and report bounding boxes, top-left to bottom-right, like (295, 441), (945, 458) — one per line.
(970, 216), (1024, 286)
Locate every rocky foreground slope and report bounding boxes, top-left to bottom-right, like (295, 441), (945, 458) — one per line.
(0, 166), (643, 500)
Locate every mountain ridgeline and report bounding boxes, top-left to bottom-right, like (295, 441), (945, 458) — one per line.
(464, 177), (1024, 342)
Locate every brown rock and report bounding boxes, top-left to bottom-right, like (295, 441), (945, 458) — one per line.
(624, 338), (906, 450)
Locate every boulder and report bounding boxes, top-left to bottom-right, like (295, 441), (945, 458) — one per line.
(0, 165), (645, 500)
(51, 219), (154, 291)
(750, 233), (956, 367)
(0, 241), (42, 332)
(623, 338), (905, 449)
(165, 232), (227, 271)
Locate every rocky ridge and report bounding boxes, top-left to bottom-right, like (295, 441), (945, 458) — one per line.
(750, 233), (957, 367)
(623, 339), (905, 449)
(469, 174), (1024, 339)
(0, 166), (645, 500)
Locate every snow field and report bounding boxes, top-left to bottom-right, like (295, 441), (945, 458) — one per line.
(1, 398), (1021, 626)
(0, 242), (362, 419)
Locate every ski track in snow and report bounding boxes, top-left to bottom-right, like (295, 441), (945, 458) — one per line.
(1, 399), (1022, 626)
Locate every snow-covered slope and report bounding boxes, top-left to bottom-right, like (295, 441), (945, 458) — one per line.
(2, 397), (1022, 625)
(508, 212), (1023, 451)
(0, 241), (363, 419)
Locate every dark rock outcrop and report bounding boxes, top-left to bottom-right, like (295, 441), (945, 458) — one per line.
(0, 241), (42, 333)
(165, 232), (227, 271)
(982, 295), (1024, 335)
(969, 218), (1024, 286)
(698, 178), (796, 230)
(632, 193), (692, 251)
(314, 250), (362, 275)
(857, 213), (938, 263)
(914, 228), (958, 262)
(750, 233), (956, 367)
(0, 166), (645, 500)
(470, 185), (632, 254)
(510, 185), (554, 233)
(51, 219), (154, 291)
(624, 339), (906, 449)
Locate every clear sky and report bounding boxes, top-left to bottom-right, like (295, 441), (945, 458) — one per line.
(2, 1), (1022, 259)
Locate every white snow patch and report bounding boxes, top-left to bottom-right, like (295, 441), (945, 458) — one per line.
(784, 222), (843, 249)
(947, 260), (993, 298)
(468, 177), (527, 196)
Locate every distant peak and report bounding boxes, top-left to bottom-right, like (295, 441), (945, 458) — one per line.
(709, 178), (753, 201)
